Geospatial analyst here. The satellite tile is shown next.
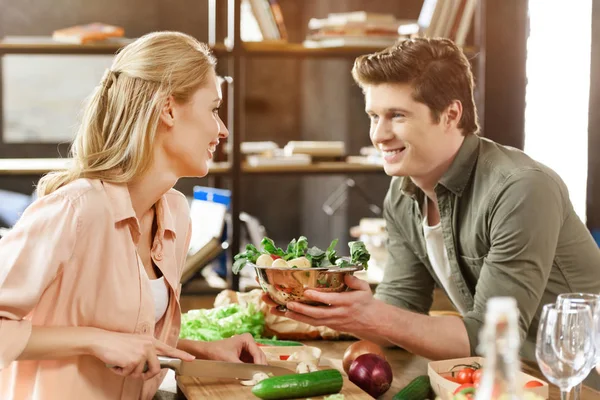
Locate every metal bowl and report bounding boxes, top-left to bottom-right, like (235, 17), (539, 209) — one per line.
(253, 263), (364, 311)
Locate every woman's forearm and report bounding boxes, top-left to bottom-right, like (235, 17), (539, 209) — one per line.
(17, 326), (99, 361)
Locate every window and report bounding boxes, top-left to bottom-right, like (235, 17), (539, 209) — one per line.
(524, 0), (592, 222)
(3, 55), (113, 143)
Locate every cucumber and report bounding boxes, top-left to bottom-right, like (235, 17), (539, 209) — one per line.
(392, 375), (431, 400)
(251, 369), (343, 400)
(255, 339), (304, 347)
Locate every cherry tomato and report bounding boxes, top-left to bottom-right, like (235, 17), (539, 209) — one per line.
(472, 368), (483, 385)
(457, 368), (475, 384)
(524, 380), (544, 388)
(445, 375), (460, 383)
(271, 255), (282, 260)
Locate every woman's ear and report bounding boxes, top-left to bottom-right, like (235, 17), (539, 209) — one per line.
(160, 95), (176, 128)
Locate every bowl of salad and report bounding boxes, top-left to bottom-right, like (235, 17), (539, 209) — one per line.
(232, 236), (370, 311)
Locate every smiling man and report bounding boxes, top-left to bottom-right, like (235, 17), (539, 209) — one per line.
(264, 38), (600, 363)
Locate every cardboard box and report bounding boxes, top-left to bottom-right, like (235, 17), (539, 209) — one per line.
(428, 356), (549, 399)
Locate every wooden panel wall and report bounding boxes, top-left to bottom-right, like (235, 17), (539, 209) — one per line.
(586, 1), (600, 232)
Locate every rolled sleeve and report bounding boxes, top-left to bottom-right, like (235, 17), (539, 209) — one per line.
(0, 192), (78, 368)
(374, 190), (435, 315)
(463, 169), (564, 355)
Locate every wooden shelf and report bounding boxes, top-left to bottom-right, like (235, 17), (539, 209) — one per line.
(212, 41), (478, 58)
(0, 158), (383, 176)
(0, 36), (134, 55)
(0, 158), (231, 175)
(242, 161), (384, 174)
(0, 37), (476, 58)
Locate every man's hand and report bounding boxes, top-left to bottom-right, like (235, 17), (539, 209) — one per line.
(178, 333), (267, 365)
(263, 274), (380, 336)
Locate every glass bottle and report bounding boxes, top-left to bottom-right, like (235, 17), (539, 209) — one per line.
(475, 297), (524, 400)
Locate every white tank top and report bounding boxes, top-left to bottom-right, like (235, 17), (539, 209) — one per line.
(148, 276), (169, 322)
(423, 197), (468, 315)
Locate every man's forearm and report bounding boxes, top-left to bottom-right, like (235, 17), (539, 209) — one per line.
(352, 301), (471, 360)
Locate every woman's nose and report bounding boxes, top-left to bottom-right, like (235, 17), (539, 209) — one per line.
(218, 117), (229, 139)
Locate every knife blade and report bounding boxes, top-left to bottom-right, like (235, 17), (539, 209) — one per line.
(157, 357), (294, 380)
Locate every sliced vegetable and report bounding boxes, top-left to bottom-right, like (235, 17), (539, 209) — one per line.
(256, 254), (274, 267)
(241, 372), (270, 387)
(255, 339), (304, 347)
(271, 259), (290, 269)
(323, 395), (345, 400)
(392, 375), (431, 400)
(251, 369), (343, 400)
(453, 383), (475, 395)
(524, 380), (544, 388)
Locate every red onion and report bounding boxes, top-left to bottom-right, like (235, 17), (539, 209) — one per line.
(348, 353), (393, 398)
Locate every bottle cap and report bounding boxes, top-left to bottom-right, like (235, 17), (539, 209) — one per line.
(486, 297), (517, 315)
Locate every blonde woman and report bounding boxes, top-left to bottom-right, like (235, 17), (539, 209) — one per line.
(0, 31), (266, 399)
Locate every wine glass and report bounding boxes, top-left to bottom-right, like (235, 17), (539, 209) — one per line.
(556, 293), (600, 400)
(536, 303), (595, 400)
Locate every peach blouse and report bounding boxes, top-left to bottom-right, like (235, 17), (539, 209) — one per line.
(0, 179), (191, 399)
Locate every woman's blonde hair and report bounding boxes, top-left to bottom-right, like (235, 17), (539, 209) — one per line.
(37, 31), (217, 197)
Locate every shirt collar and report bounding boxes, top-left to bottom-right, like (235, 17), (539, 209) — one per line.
(102, 181), (177, 240)
(437, 133), (480, 196)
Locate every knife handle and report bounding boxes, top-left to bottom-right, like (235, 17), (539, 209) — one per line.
(106, 356), (180, 373)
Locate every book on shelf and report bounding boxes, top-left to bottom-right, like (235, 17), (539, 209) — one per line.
(247, 0), (287, 42)
(303, 36), (400, 49)
(283, 141), (345, 157)
(416, 0), (478, 47)
(246, 153), (311, 167)
(52, 23), (125, 44)
(305, 11), (415, 49)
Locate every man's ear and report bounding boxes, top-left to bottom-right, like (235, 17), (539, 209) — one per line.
(444, 100), (463, 130)
(160, 95), (176, 128)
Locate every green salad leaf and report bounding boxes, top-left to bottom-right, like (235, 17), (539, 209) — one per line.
(179, 303), (265, 341)
(349, 241), (370, 269)
(232, 236), (370, 273)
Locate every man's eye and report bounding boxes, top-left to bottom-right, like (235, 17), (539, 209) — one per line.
(369, 114), (379, 121)
(391, 112), (404, 119)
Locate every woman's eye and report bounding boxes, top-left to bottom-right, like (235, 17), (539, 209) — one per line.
(213, 107), (221, 114)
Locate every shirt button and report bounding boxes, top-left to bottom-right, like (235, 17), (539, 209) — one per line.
(140, 322), (151, 334)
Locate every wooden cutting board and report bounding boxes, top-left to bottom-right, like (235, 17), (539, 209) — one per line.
(176, 358), (371, 399)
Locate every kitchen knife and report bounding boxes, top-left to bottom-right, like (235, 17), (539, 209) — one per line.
(107, 357), (295, 380)
(157, 357), (294, 379)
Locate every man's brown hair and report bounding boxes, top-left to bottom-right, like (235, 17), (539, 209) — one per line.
(352, 37), (479, 135)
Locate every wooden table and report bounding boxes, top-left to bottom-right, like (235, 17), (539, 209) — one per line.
(176, 340), (600, 399)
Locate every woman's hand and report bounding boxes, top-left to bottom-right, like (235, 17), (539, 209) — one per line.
(90, 329), (194, 381)
(178, 333), (267, 364)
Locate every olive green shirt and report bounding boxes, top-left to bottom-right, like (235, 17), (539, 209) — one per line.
(374, 133), (600, 356)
